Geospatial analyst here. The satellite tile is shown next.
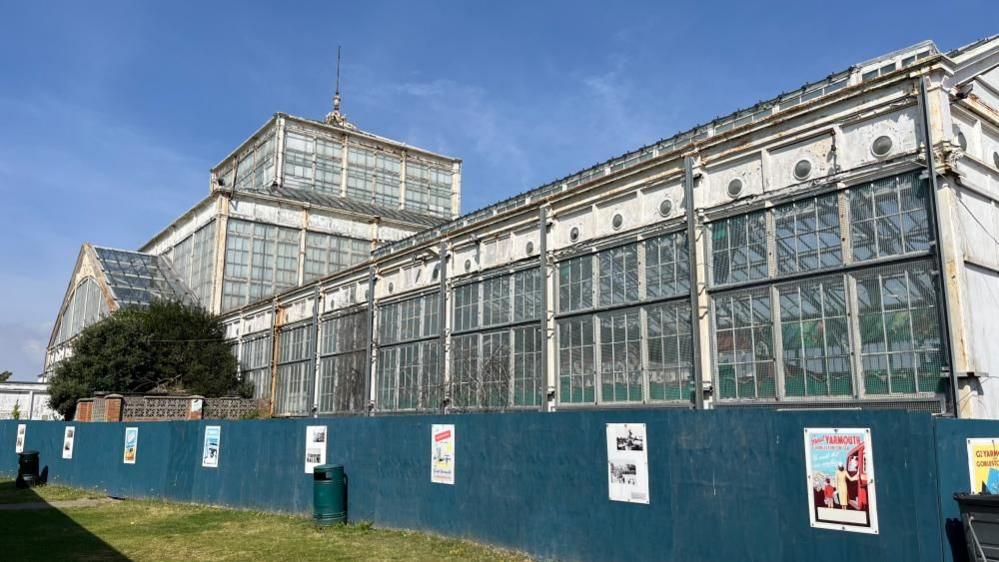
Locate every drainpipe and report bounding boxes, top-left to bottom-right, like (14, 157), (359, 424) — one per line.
(918, 76), (961, 418)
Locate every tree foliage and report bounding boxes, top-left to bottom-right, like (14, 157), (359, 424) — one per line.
(0, 371), (11, 382)
(48, 300), (250, 419)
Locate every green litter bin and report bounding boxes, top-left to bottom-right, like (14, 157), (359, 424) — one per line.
(313, 464), (347, 525)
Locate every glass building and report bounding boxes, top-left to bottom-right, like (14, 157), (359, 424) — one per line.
(46, 37), (999, 420)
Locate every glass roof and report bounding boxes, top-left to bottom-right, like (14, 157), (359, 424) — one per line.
(92, 246), (194, 307)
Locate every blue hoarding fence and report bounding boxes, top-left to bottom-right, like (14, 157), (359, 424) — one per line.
(1, 409), (993, 562)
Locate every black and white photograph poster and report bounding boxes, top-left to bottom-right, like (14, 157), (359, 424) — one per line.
(62, 426), (75, 460)
(304, 425), (327, 474)
(15, 423), (25, 453)
(606, 423), (650, 504)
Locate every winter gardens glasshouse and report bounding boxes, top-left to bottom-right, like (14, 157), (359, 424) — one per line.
(44, 36), (999, 420)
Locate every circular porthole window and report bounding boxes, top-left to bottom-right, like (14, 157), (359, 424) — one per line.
(569, 226), (580, 242)
(957, 131), (968, 151)
(431, 265), (440, 281)
(993, 151), (999, 169)
(793, 159), (812, 181)
(659, 198), (673, 217)
(612, 213), (624, 230)
(388, 282), (394, 294)
(415, 268), (422, 283)
(727, 178), (744, 198)
(525, 241), (534, 255)
(871, 135), (893, 158)
(464, 259), (472, 272)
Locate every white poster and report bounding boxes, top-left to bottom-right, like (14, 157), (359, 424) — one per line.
(304, 425), (327, 474)
(202, 425), (221, 468)
(15, 423), (26, 453)
(431, 424), (455, 485)
(606, 423), (650, 504)
(123, 427), (138, 464)
(62, 426), (76, 460)
(804, 427), (878, 534)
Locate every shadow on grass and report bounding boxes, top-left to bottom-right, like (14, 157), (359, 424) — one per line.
(0, 480), (128, 561)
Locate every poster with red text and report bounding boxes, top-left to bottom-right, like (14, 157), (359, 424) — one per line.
(804, 427), (878, 534)
(431, 424), (455, 485)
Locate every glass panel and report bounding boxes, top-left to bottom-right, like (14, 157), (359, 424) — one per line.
(713, 288), (775, 399)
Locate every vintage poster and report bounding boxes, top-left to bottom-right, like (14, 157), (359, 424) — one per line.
(605, 423), (650, 504)
(62, 426), (76, 460)
(804, 427), (878, 534)
(967, 438), (999, 494)
(123, 427), (138, 464)
(304, 425), (327, 474)
(431, 424), (455, 485)
(15, 423), (26, 453)
(202, 425), (221, 468)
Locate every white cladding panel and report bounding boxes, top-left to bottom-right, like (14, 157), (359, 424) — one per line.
(839, 108), (921, 169)
(703, 156), (763, 207)
(229, 200), (305, 229)
(768, 134), (835, 190)
(307, 212), (374, 239)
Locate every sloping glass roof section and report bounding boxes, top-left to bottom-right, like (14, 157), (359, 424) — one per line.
(92, 246), (194, 307)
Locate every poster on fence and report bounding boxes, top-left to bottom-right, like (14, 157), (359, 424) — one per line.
(202, 425), (221, 468)
(804, 427), (878, 534)
(15, 423), (25, 453)
(304, 425), (327, 474)
(967, 438), (999, 494)
(62, 426), (75, 460)
(431, 424), (455, 485)
(123, 427), (138, 464)
(605, 423), (650, 504)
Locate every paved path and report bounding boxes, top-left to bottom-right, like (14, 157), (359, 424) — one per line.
(0, 497), (116, 510)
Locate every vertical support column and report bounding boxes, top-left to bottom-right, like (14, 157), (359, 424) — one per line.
(438, 242), (450, 412)
(684, 156), (706, 410)
(451, 161), (462, 219)
(918, 76), (962, 417)
(539, 206), (556, 411)
(274, 115), (286, 188)
(211, 195), (231, 315)
(309, 286), (322, 417)
(363, 267), (377, 415)
(399, 152), (408, 212)
(269, 301), (282, 417)
(298, 210), (309, 286)
(340, 133), (350, 198)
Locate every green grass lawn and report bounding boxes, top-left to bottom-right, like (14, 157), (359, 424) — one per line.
(0, 482), (530, 561)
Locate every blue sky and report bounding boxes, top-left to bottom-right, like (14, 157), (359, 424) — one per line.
(0, 1), (993, 380)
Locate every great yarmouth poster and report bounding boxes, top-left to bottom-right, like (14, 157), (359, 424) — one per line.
(431, 424), (455, 485)
(804, 427), (878, 534)
(967, 438), (999, 494)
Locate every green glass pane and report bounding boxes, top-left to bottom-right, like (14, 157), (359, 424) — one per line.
(718, 366), (737, 399)
(889, 353), (917, 394)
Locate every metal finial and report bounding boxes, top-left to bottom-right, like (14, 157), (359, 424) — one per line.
(325, 46), (355, 129)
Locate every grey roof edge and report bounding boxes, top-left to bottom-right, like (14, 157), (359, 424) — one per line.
(139, 193), (219, 253)
(209, 112), (462, 175)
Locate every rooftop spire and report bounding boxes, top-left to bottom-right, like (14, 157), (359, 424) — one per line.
(325, 46), (356, 129)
